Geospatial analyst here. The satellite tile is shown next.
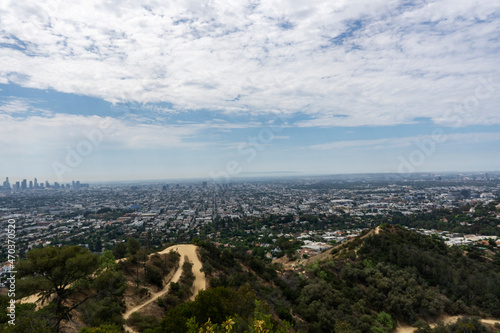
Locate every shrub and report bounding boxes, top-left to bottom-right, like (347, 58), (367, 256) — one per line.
(127, 312), (160, 332)
(145, 265), (163, 288)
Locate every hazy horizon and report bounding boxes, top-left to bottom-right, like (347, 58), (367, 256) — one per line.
(2, 170), (499, 186)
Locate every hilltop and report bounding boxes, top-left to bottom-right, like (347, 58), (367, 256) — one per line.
(280, 224), (500, 332)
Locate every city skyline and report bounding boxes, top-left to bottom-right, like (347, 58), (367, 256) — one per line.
(0, 176), (88, 190)
(1, 1), (499, 182)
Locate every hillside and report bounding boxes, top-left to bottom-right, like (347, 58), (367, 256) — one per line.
(123, 244), (206, 333)
(2, 226), (500, 333)
(0, 243), (206, 333)
(123, 227), (500, 333)
(288, 224), (500, 332)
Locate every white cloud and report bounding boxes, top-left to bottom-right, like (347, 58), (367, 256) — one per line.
(0, 113), (207, 158)
(0, 97), (53, 116)
(0, 104), (272, 158)
(0, 99), (32, 114)
(0, 0), (499, 126)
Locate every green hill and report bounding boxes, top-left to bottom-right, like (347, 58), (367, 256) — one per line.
(134, 226), (500, 332)
(2, 226), (500, 333)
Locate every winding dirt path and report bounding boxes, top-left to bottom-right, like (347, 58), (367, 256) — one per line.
(18, 244), (206, 333)
(123, 244), (206, 333)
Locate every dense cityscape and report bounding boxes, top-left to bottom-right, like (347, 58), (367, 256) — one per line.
(1, 172), (499, 270)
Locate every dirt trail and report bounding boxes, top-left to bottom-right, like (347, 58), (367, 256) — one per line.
(159, 244), (206, 301)
(123, 244), (206, 319)
(18, 293), (51, 310)
(394, 324), (415, 333)
(123, 244), (206, 333)
(395, 316), (500, 333)
(18, 244), (206, 333)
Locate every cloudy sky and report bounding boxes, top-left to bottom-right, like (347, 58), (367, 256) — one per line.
(0, 0), (499, 183)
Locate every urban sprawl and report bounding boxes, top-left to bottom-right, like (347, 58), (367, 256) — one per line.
(1, 172), (500, 281)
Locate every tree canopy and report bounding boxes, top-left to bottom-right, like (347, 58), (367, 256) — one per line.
(17, 245), (99, 332)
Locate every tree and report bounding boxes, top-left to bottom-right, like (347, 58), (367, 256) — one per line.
(145, 265), (163, 288)
(79, 324), (122, 333)
(112, 242), (127, 259)
(94, 238), (103, 253)
(80, 269), (127, 328)
(1, 302), (56, 333)
(17, 245), (99, 332)
(127, 237), (141, 256)
(98, 250), (118, 270)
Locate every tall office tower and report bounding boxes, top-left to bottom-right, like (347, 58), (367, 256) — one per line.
(2, 177), (10, 189)
(45, 180), (50, 188)
(15, 182), (20, 190)
(34, 178), (38, 188)
(72, 180), (76, 188)
(203, 181), (207, 188)
(76, 180), (80, 188)
(21, 179), (27, 190)
(54, 182), (60, 188)
(29, 180), (33, 189)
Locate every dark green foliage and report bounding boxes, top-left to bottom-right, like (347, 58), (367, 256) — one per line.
(145, 265), (163, 288)
(289, 226), (500, 332)
(80, 298), (124, 328)
(357, 226), (500, 318)
(16, 245), (99, 332)
(1, 302), (57, 333)
(79, 325), (123, 333)
(196, 240), (297, 328)
(371, 312), (397, 333)
(127, 237), (141, 256)
(180, 260), (195, 287)
(0, 296), (8, 326)
(296, 279), (337, 331)
(98, 251), (118, 270)
(127, 312), (160, 332)
(80, 268), (127, 328)
(150, 250), (180, 276)
(275, 236), (304, 259)
(112, 242), (127, 259)
(3, 247), (124, 333)
(158, 286), (257, 333)
(158, 294), (181, 309)
(163, 258), (195, 303)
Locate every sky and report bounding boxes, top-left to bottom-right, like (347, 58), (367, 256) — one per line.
(0, 0), (499, 183)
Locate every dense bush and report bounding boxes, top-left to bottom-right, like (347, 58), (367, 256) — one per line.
(145, 265), (163, 288)
(127, 312), (160, 332)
